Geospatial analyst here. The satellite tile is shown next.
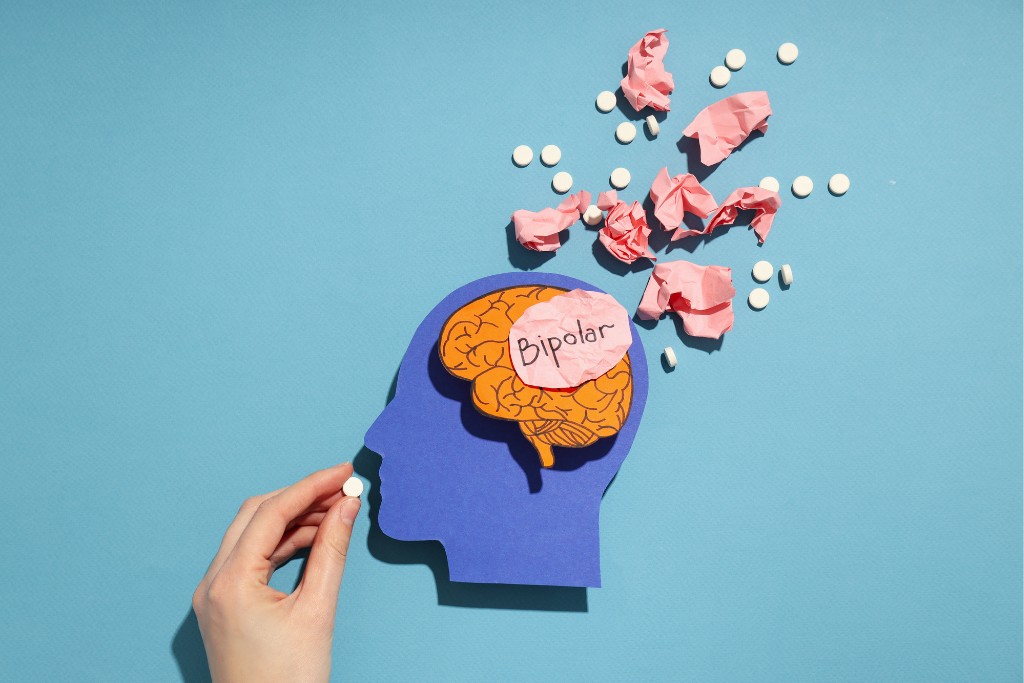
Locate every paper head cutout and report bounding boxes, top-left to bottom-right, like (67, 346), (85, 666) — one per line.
(364, 272), (649, 587)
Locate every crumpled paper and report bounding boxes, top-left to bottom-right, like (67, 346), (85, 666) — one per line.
(681, 91), (772, 166)
(511, 191), (591, 252)
(636, 260), (735, 339)
(706, 186), (781, 243)
(621, 29), (674, 112)
(509, 289), (633, 389)
(648, 167), (718, 236)
(596, 190), (655, 264)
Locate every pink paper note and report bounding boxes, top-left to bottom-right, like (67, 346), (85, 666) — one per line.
(620, 29), (674, 112)
(596, 190), (618, 211)
(636, 260), (735, 339)
(598, 197), (655, 264)
(511, 191), (592, 252)
(649, 167), (718, 231)
(509, 289), (633, 389)
(705, 186), (781, 243)
(681, 91), (772, 166)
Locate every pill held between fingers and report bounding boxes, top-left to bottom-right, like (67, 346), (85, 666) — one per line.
(748, 288), (770, 310)
(512, 145), (533, 167)
(342, 477), (364, 498)
(615, 122), (636, 144)
(792, 175), (813, 198)
(540, 145), (561, 166)
(759, 176), (780, 192)
(752, 260), (774, 283)
(646, 114), (659, 136)
(780, 264), (793, 286)
(829, 173), (850, 195)
(610, 167), (631, 189)
(777, 42), (798, 65)
(710, 65), (731, 88)
(725, 49), (746, 70)
(583, 204), (603, 226)
(596, 90), (617, 113)
(663, 347), (677, 368)
(552, 171), (573, 193)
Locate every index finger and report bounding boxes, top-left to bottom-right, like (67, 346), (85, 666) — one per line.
(221, 462), (354, 577)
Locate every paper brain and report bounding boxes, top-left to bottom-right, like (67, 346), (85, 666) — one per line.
(438, 286), (634, 468)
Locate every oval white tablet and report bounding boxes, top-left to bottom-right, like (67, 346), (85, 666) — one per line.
(828, 173), (850, 195)
(663, 347), (677, 368)
(748, 288), (770, 310)
(616, 122), (636, 144)
(778, 42), (799, 65)
(583, 204), (603, 226)
(759, 176), (780, 192)
(610, 167), (631, 189)
(540, 145), (561, 166)
(725, 49), (746, 70)
(792, 175), (813, 198)
(596, 90), (617, 113)
(710, 65), (731, 88)
(780, 264), (793, 286)
(646, 114), (659, 136)
(512, 145), (533, 167)
(752, 260), (773, 283)
(342, 477), (364, 498)
(552, 171), (573, 193)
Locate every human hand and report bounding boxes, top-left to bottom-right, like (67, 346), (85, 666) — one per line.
(192, 463), (361, 683)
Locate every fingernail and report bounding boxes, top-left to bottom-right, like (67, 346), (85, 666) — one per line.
(341, 498), (360, 527)
(335, 461), (351, 469)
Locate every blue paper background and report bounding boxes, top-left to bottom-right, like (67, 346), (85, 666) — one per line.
(0, 1), (1020, 681)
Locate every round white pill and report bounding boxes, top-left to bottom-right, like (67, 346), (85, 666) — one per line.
(583, 204), (603, 226)
(343, 477), (364, 498)
(710, 65), (731, 88)
(778, 43), (798, 65)
(663, 347), (677, 368)
(610, 167), (631, 189)
(512, 145), (533, 167)
(540, 145), (561, 166)
(616, 122), (636, 144)
(792, 175), (813, 198)
(596, 90), (617, 113)
(725, 49), (746, 70)
(748, 288), (770, 310)
(646, 114), (659, 136)
(552, 171), (573, 194)
(780, 264), (793, 286)
(828, 173), (850, 196)
(752, 261), (774, 283)
(759, 176), (780, 192)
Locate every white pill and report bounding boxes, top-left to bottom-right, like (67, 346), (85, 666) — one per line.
(777, 43), (798, 65)
(343, 477), (364, 498)
(583, 204), (603, 226)
(646, 114), (659, 136)
(710, 65), (731, 88)
(752, 260), (774, 283)
(759, 176), (780, 192)
(540, 145), (561, 166)
(663, 347), (677, 368)
(725, 49), (746, 70)
(748, 288), (770, 310)
(780, 264), (793, 286)
(552, 171), (573, 193)
(792, 175), (813, 198)
(610, 167), (631, 189)
(512, 145), (533, 167)
(828, 173), (850, 195)
(616, 122), (636, 144)
(596, 90), (617, 113)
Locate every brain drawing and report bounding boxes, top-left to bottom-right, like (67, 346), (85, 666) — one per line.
(438, 286), (634, 468)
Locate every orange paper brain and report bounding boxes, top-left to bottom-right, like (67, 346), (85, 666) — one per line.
(438, 286), (634, 468)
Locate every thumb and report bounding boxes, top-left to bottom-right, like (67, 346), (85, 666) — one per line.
(297, 496), (360, 611)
